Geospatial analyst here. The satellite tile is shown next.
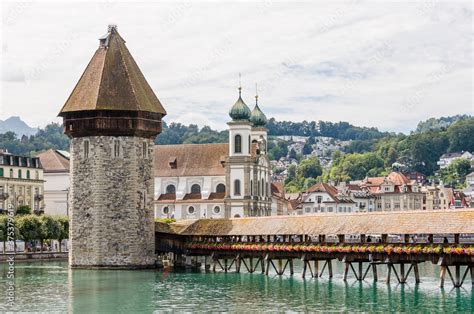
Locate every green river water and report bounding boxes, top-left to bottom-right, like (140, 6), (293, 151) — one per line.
(0, 260), (472, 312)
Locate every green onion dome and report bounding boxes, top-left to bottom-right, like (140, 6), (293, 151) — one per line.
(229, 93), (251, 121)
(250, 104), (267, 127)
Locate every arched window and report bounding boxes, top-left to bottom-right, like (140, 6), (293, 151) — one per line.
(26, 170), (30, 179)
(9, 169), (13, 178)
(18, 169), (22, 179)
(234, 180), (241, 196)
(216, 184), (226, 193)
(261, 179), (265, 196)
(257, 180), (260, 196)
(234, 135), (242, 153)
(248, 135), (251, 154)
(250, 180), (253, 196)
(166, 184), (176, 194)
(191, 184), (201, 194)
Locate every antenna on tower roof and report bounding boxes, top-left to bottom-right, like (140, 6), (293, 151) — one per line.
(238, 73), (242, 97)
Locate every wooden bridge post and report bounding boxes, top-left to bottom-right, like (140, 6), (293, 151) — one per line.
(224, 259), (228, 272)
(249, 257), (254, 273)
(313, 259), (319, 277)
(372, 263), (378, 282)
(204, 256), (211, 271)
(235, 255), (241, 273)
(343, 262), (350, 281)
(400, 263), (406, 284)
(413, 263), (420, 284)
(386, 263), (392, 284)
(358, 262), (363, 281)
(289, 259), (294, 275)
(278, 259), (283, 275)
(302, 259), (307, 278)
(455, 265), (461, 287)
(471, 266), (474, 286)
(328, 259), (333, 278)
(261, 257), (265, 274)
(440, 266), (446, 288)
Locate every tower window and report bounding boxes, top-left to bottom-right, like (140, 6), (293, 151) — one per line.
(18, 169), (22, 178)
(142, 141), (148, 158)
(234, 135), (242, 153)
(166, 184), (176, 194)
(250, 180), (253, 196)
(248, 135), (251, 154)
(26, 170), (30, 179)
(10, 169), (13, 178)
(191, 184), (201, 194)
(188, 206), (195, 214)
(234, 179), (241, 196)
(216, 183), (226, 193)
(84, 140), (90, 159)
(114, 139), (120, 158)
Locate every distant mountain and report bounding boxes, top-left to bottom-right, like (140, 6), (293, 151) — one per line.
(0, 116), (38, 137)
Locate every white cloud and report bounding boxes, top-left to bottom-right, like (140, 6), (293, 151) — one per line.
(0, 0), (472, 132)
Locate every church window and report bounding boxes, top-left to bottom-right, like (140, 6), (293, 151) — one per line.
(26, 170), (30, 179)
(163, 206), (170, 214)
(213, 206), (221, 214)
(18, 169), (22, 178)
(188, 206), (195, 214)
(216, 183), (225, 193)
(250, 180), (253, 196)
(248, 135), (251, 154)
(234, 180), (241, 196)
(84, 140), (90, 159)
(191, 184), (201, 194)
(114, 139), (120, 158)
(261, 179), (264, 196)
(166, 184), (176, 194)
(234, 135), (242, 153)
(10, 169), (13, 178)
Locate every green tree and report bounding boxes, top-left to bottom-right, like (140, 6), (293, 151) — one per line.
(289, 148), (297, 159)
(56, 216), (69, 252)
(440, 159), (472, 188)
(16, 215), (41, 252)
(40, 216), (62, 252)
(16, 205), (31, 216)
(447, 119), (474, 153)
(385, 147), (398, 168)
(296, 157), (323, 179)
(302, 143), (313, 155)
(0, 215), (7, 253)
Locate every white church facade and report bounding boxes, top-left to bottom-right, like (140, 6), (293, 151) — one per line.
(154, 86), (287, 219)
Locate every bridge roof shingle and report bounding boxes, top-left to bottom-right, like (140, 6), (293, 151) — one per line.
(157, 209), (474, 236)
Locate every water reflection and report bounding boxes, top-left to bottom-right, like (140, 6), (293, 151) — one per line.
(0, 261), (472, 312)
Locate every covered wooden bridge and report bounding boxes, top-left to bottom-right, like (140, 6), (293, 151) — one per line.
(155, 209), (474, 288)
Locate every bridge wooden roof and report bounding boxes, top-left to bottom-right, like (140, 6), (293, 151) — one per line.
(157, 209), (474, 236)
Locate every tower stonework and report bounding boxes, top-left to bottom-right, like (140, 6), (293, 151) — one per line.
(59, 26), (166, 268)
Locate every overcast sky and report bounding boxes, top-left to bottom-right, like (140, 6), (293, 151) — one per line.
(1, 0), (472, 133)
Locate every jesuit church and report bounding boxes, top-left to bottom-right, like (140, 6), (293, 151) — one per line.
(154, 86), (288, 219)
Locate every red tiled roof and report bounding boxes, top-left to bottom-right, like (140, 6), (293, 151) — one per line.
(36, 149), (70, 173)
(208, 192), (225, 200)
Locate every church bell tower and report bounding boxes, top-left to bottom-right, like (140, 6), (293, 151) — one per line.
(58, 25), (166, 268)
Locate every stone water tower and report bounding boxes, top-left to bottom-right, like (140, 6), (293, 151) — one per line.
(58, 25), (166, 268)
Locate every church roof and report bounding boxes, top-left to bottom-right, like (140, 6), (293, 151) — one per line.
(59, 25), (166, 116)
(36, 149), (70, 173)
(250, 103), (267, 127)
(154, 143), (228, 177)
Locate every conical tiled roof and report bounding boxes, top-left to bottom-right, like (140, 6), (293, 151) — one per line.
(59, 25), (166, 116)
